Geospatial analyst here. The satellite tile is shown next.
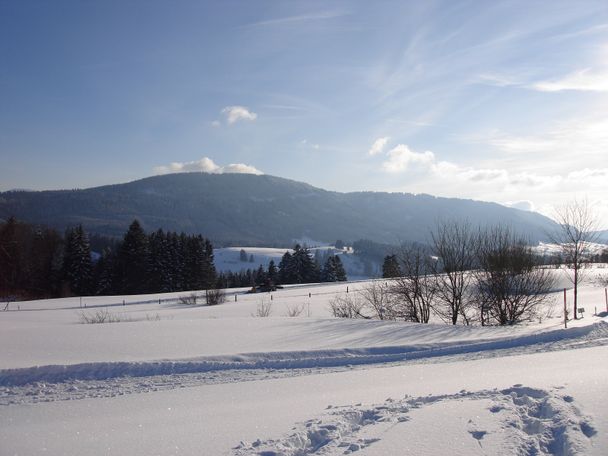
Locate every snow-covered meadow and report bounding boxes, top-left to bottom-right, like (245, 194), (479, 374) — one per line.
(1, 268), (607, 455)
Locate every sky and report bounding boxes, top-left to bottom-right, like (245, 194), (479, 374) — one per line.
(1, 0), (607, 227)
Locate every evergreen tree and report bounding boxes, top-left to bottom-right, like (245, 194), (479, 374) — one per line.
(278, 251), (294, 284)
(115, 220), (149, 294)
(202, 238), (217, 288)
(255, 264), (266, 284)
(147, 229), (171, 293)
(0, 217), (22, 294)
(333, 255), (347, 281)
(382, 254), (401, 278)
(321, 255), (337, 282)
(291, 244), (319, 283)
(267, 260), (278, 283)
(94, 247), (115, 295)
(321, 255), (347, 282)
(62, 225), (93, 295)
(239, 249), (248, 262)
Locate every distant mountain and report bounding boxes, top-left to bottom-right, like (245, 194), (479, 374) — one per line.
(0, 172), (559, 246)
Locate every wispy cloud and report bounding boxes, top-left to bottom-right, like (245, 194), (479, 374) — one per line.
(533, 68), (608, 92)
(242, 11), (348, 28)
(221, 106), (258, 124)
(154, 157), (263, 175)
(300, 139), (320, 150)
(466, 116), (608, 162)
(368, 137), (390, 156)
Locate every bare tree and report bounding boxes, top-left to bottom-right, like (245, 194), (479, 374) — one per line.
(429, 220), (476, 325)
(549, 198), (600, 319)
(475, 226), (555, 325)
(389, 244), (436, 323)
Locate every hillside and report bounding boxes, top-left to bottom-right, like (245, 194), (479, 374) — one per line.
(1, 272), (607, 454)
(0, 172), (558, 245)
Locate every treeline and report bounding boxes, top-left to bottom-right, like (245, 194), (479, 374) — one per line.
(0, 218), (216, 299)
(217, 244), (347, 288)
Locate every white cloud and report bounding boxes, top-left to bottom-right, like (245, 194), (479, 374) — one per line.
(368, 137), (390, 156)
(566, 168), (608, 185)
(382, 144), (435, 172)
(211, 120), (221, 128)
(154, 157), (263, 175)
(533, 68), (608, 92)
(381, 144), (562, 189)
(221, 106), (258, 124)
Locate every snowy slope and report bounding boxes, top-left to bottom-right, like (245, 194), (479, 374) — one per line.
(1, 268), (607, 455)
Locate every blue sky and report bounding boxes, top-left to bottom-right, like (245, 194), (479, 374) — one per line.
(1, 1), (607, 225)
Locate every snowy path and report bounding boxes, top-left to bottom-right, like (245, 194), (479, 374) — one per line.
(2, 321), (607, 406)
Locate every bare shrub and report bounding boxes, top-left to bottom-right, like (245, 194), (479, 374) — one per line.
(595, 274), (608, 287)
(145, 313), (162, 321)
(359, 281), (396, 320)
(329, 293), (366, 319)
(285, 303), (305, 317)
(79, 308), (128, 324)
(179, 292), (203, 305)
(206, 288), (226, 306)
(474, 226), (556, 325)
(254, 299), (273, 317)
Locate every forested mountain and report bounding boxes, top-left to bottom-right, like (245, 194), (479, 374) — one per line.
(0, 172), (558, 245)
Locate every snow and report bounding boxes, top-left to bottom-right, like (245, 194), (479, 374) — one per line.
(214, 246), (371, 280)
(1, 268), (607, 455)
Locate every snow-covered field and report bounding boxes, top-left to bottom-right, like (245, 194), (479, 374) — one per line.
(1, 269), (608, 455)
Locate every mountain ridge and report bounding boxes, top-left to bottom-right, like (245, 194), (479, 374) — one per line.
(0, 172), (559, 246)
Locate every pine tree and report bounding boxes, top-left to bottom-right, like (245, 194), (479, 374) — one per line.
(255, 264), (266, 284)
(147, 229), (171, 293)
(62, 225), (93, 296)
(321, 255), (347, 282)
(267, 260), (278, 283)
(94, 247), (115, 295)
(278, 251), (294, 284)
(321, 255), (337, 282)
(240, 249), (248, 262)
(291, 244), (319, 284)
(115, 220), (149, 294)
(0, 217), (22, 294)
(382, 254), (401, 278)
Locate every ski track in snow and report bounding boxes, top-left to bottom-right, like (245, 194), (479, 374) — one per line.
(232, 386), (597, 456)
(1, 322), (607, 406)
